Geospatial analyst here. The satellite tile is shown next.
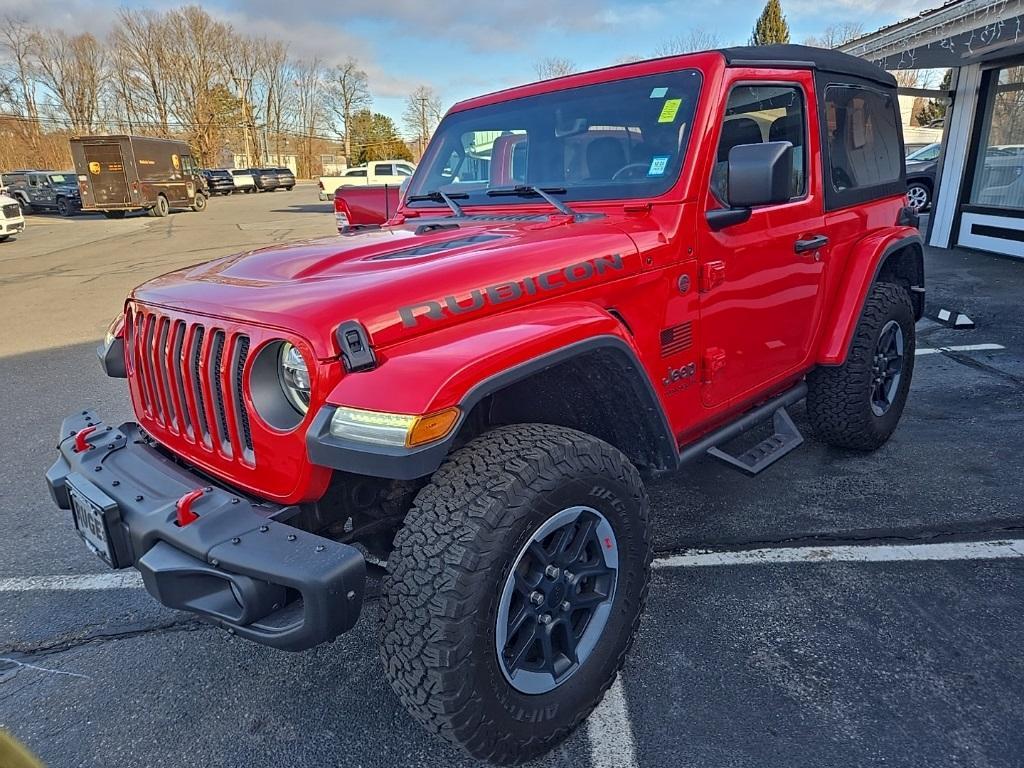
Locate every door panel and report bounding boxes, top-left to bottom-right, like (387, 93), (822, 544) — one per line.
(696, 75), (828, 408)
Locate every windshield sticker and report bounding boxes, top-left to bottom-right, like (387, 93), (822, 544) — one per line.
(658, 98), (682, 123)
(648, 155), (670, 176)
(649, 87), (668, 99)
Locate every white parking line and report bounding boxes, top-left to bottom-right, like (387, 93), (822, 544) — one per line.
(0, 572), (143, 592)
(653, 539), (1024, 569)
(587, 678), (639, 768)
(915, 343), (1005, 356)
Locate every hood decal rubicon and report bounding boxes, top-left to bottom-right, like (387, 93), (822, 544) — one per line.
(398, 252), (625, 328)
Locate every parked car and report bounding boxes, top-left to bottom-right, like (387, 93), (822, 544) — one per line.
(0, 193), (25, 240)
(904, 142), (939, 212)
(334, 183), (403, 233)
(202, 169), (235, 196)
(70, 135), (207, 218)
(229, 169), (256, 193)
(248, 167), (280, 192)
(1, 170), (82, 216)
(273, 166), (296, 190)
(51, 44), (923, 765)
(318, 160), (414, 200)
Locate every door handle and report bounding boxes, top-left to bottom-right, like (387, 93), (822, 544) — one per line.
(794, 235), (829, 254)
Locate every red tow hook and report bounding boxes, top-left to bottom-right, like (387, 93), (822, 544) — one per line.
(175, 488), (205, 527)
(73, 425), (98, 453)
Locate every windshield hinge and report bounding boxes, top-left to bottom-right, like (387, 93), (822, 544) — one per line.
(623, 202), (652, 213)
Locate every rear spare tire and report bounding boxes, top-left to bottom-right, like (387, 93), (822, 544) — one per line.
(806, 281), (915, 450)
(381, 423), (652, 765)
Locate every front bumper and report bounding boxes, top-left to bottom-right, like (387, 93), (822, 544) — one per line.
(1, 220), (25, 234)
(46, 410), (366, 651)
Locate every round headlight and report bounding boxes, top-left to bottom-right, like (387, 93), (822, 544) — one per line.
(278, 342), (311, 414)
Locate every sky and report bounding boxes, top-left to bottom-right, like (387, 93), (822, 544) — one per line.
(2, 0), (940, 135)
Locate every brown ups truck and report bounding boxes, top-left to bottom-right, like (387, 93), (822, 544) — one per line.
(70, 135), (208, 218)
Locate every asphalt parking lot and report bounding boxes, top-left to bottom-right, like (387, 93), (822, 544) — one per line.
(1, 188), (1023, 767)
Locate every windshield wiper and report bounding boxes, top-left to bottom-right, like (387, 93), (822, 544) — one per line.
(486, 185), (577, 217)
(405, 190), (468, 217)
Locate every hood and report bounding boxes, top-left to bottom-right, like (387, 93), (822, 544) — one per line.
(132, 215), (643, 359)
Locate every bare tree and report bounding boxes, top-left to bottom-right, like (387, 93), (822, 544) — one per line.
(220, 31), (262, 163)
(293, 57), (327, 176)
(111, 9), (173, 135)
(654, 29), (720, 56)
(533, 57), (576, 81)
(803, 22), (864, 49)
(257, 39), (290, 165)
(163, 6), (230, 164)
(34, 30), (107, 134)
(403, 85), (442, 159)
(326, 57), (371, 165)
(0, 16), (42, 149)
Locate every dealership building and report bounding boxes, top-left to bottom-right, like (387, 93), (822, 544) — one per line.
(841, 0), (1024, 258)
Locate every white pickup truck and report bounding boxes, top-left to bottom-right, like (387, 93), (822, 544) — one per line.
(318, 160), (415, 200)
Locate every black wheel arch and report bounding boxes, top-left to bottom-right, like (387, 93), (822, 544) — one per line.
(457, 336), (679, 475)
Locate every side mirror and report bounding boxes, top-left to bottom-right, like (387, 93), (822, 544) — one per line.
(707, 141), (793, 231)
(727, 141), (793, 208)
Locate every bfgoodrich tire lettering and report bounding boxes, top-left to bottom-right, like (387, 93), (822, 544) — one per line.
(381, 423), (652, 765)
(806, 281), (915, 450)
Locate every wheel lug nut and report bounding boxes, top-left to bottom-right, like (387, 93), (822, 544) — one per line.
(539, 613), (552, 625)
(561, 601), (571, 612)
(530, 591), (544, 606)
(544, 565), (560, 580)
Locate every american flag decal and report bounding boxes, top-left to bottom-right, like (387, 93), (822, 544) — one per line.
(660, 322), (693, 357)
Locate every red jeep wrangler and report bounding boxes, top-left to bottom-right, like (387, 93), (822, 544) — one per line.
(48, 45), (922, 764)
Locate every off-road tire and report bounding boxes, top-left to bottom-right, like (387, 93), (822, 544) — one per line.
(15, 197), (31, 214)
(381, 424), (652, 765)
(806, 281), (915, 450)
(56, 197), (72, 217)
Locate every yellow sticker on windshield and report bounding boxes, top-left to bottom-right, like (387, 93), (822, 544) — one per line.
(658, 98), (682, 123)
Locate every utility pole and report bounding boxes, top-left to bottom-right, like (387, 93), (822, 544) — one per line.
(419, 96), (429, 160)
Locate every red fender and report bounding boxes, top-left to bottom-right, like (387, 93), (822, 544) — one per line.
(323, 302), (643, 416)
(816, 228), (922, 365)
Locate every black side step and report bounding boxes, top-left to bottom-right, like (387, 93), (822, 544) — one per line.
(706, 406), (804, 475)
(677, 382), (807, 474)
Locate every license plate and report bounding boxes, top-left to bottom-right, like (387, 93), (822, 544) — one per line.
(68, 480), (115, 566)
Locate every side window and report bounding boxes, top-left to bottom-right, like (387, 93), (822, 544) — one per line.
(711, 84), (806, 203)
(375, 164), (394, 176)
(395, 165), (413, 176)
(824, 85), (901, 193)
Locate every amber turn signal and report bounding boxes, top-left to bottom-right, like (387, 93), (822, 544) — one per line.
(407, 407), (460, 447)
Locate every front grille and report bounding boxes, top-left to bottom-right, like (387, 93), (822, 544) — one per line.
(126, 306), (254, 466)
(2, 203), (20, 218)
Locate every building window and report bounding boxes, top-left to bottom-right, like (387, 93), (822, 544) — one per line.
(970, 66), (1024, 209)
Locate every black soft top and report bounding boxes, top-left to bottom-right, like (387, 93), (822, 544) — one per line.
(721, 44), (896, 88)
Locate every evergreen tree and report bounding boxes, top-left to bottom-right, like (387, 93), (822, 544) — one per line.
(751, 0), (791, 46)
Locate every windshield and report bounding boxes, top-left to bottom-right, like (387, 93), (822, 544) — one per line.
(906, 143), (940, 161)
(407, 70), (702, 206)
